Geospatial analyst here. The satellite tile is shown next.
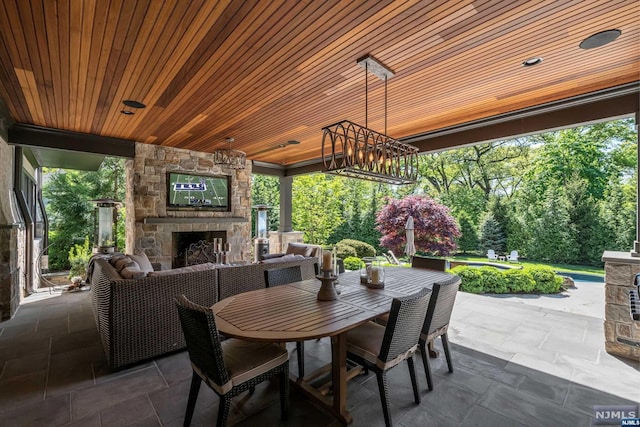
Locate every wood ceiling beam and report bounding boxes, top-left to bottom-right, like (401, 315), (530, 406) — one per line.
(8, 123), (136, 158)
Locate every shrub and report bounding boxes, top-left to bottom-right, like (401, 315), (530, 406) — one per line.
(343, 256), (364, 271)
(478, 266), (508, 294)
(68, 236), (92, 279)
(451, 265), (562, 294)
(450, 266), (484, 294)
(337, 239), (376, 258)
(503, 269), (536, 293)
(335, 242), (357, 260)
(527, 267), (563, 293)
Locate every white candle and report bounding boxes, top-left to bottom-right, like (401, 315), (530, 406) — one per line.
(370, 267), (380, 284)
(323, 250), (332, 271)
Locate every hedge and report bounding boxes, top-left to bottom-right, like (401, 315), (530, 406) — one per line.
(335, 239), (376, 260)
(450, 265), (562, 294)
(343, 256), (364, 271)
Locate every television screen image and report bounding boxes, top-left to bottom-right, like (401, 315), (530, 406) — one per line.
(167, 173), (230, 210)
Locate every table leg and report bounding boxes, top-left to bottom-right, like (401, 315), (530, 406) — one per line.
(331, 333), (352, 424)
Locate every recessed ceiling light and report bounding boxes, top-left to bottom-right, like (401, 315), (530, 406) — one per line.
(579, 29), (621, 49)
(287, 140), (300, 145)
(522, 57), (543, 67)
(120, 110), (134, 115)
(123, 100), (146, 108)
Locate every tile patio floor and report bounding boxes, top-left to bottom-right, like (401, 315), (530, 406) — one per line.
(0, 281), (637, 426)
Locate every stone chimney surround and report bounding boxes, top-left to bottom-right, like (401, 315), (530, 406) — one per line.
(125, 143), (252, 271)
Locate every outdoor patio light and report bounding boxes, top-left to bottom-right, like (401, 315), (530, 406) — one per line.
(214, 137), (246, 169)
(322, 55), (419, 185)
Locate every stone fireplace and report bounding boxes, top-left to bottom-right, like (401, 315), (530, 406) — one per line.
(172, 230), (226, 268)
(125, 143), (252, 270)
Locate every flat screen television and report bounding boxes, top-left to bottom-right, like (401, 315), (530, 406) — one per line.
(166, 172), (231, 211)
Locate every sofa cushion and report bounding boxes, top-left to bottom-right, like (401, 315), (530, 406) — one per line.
(261, 254), (304, 264)
(286, 242), (313, 257)
(147, 262), (217, 277)
(120, 266), (147, 280)
(128, 252), (154, 274)
(109, 254), (127, 267)
(114, 257), (136, 272)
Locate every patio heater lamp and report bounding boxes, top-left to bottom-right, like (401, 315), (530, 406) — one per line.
(91, 199), (122, 254)
(252, 204), (270, 262)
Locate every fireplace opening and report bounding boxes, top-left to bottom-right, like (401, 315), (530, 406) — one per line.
(172, 231), (226, 268)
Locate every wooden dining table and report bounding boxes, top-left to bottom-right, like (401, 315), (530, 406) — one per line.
(212, 266), (454, 425)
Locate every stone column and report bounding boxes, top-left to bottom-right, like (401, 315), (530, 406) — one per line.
(602, 251), (640, 360)
(279, 175), (293, 232)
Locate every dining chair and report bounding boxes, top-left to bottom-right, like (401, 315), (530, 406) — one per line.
(411, 255), (447, 271)
(175, 294), (289, 426)
(346, 288), (432, 427)
(264, 265), (306, 378)
(419, 275), (462, 391)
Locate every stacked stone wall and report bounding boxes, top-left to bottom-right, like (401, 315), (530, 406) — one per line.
(126, 143), (252, 270)
(603, 255), (640, 360)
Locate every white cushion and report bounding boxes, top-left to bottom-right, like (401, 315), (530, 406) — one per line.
(128, 252), (154, 273)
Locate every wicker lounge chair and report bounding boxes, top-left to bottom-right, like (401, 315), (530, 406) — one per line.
(264, 266), (306, 378)
(346, 288), (432, 427)
(175, 294), (289, 426)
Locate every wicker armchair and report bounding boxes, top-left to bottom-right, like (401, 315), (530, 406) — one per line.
(264, 266), (306, 378)
(346, 288), (432, 427)
(411, 255), (447, 271)
(419, 275), (461, 391)
(175, 294), (289, 426)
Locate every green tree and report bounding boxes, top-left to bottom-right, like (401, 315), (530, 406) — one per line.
(251, 174), (280, 232)
(456, 212), (479, 254)
(478, 213), (505, 254)
(43, 157), (126, 270)
(292, 173), (346, 244)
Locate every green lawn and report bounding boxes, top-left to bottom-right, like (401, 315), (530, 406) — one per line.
(445, 254), (604, 276)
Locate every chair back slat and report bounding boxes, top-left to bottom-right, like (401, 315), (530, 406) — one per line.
(423, 276), (461, 336)
(264, 266), (303, 287)
(175, 294), (229, 386)
(411, 256), (447, 271)
(378, 288), (431, 363)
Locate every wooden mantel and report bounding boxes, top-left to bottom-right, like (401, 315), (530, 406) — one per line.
(142, 217), (248, 224)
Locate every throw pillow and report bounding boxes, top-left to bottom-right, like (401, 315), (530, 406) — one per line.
(120, 266), (147, 280)
(286, 242), (313, 257)
(114, 257), (136, 272)
(109, 254), (127, 267)
(129, 252), (154, 274)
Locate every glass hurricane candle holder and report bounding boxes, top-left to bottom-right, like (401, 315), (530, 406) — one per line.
(366, 258), (385, 289)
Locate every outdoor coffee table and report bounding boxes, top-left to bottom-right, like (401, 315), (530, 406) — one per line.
(212, 267), (453, 425)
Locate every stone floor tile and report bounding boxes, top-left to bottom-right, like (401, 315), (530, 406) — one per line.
(460, 405), (527, 427)
(67, 413), (101, 427)
(70, 366), (167, 420)
(563, 381), (639, 417)
(99, 394), (158, 426)
(0, 393), (70, 426)
(479, 382), (587, 426)
(50, 328), (101, 356)
(154, 351), (191, 386)
(0, 370), (47, 413)
(0, 351), (49, 380)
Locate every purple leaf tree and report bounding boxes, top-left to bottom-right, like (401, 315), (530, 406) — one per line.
(376, 195), (460, 256)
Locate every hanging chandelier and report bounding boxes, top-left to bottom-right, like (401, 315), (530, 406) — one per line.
(214, 137), (246, 169)
(322, 55), (419, 185)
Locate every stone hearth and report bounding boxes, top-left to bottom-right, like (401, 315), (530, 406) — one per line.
(125, 143), (252, 270)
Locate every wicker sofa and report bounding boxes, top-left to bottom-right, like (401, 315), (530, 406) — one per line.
(90, 255), (318, 369)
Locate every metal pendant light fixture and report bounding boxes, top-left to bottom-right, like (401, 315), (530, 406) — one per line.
(214, 137), (246, 169)
(322, 55), (419, 185)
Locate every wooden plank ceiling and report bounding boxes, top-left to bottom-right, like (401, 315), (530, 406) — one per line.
(0, 0), (638, 166)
